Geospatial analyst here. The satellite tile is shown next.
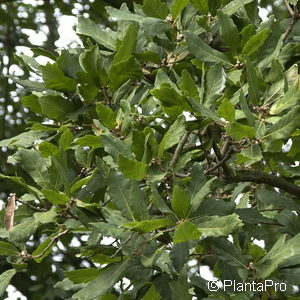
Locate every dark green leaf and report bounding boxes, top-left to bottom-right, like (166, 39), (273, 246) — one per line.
(225, 122), (255, 140)
(171, 185), (190, 219)
(72, 260), (132, 299)
(0, 269), (16, 297)
(184, 31), (232, 65)
(217, 10), (240, 52)
(122, 218), (173, 233)
(108, 56), (142, 91)
(77, 16), (116, 50)
(142, 0), (169, 19)
(38, 95), (74, 121)
(0, 241), (20, 256)
(217, 98), (235, 122)
(40, 63), (77, 92)
(118, 155), (147, 180)
(173, 221), (200, 244)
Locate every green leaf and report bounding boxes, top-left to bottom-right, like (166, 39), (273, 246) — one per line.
(225, 122), (255, 140)
(19, 148), (50, 186)
(107, 171), (148, 221)
(7, 76), (46, 91)
(38, 95), (74, 121)
(9, 218), (39, 243)
(40, 63), (77, 92)
(204, 63), (224, 106)
(39, 142), (59, 157)
(194, 214), (243, 237)
(0, 242), (20, 256)
(0, 174), (42, 198)
(179, 69), (199, 100)
(170, 242), (189, 272)
(66, 268), (101, 284)
(72, 260), (132, 299)
(173, 221), (200, 244)
(0, 130), (45, 148)
(245, 58), (261, 105)
(151, 85), (189, 119)
(158, 115), (186, 158)
(190, 0), (209, 13)
(21, 94), (42, 114)
(217, 10), (240, 52)
(32, 233), (56, 263)
(108, 56), (142, 91)
(189, 177), (216, 214)
(79, 44), (101, 75)
(42, 189), (70, 205)
(142, 285), (161, 300)
(122, 218), (173, 233)
(33, 207), (57, 224)
(188, 98), (224, 122)
(171, 0), (190, 19)
(96, 103), (117, 129)
(239, 91), (255, 126)
(221, 0), (254, 15)
(76, 16), (116, 50)
(184, 31), (232, 65)
(264, 107), (300, 140)
(59, 128), (73, 150)
(142, 0), (169, 19)
(242, 28), (270, 57)
(100, 132), (133, 159)
(118, 155), (147, 180)
(270, 85), (300, 115)
(172, 185), (190, 219)
(114, 23), (138, 64)
(256, 233), (300, 278)
(217, 98), (235, 122)
(74, 135), (102, 148)
(277, 209), (300, 236)
(106, 6), (170, 36)
(0, 269), (16, 297)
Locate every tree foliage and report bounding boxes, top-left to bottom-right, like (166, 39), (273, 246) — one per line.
(1, 0), (300, 299)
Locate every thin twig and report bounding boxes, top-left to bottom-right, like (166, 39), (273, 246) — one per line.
(205, 147), (236, 174)
(283, 0), (299, 42)
(258, 208), (284, 212)
(110, 233), (134, 258)
(30, 229), (69, 260)
(285, 0), (295, 16)
(169, 132), (191, 170)
(16, 198), (47, 212)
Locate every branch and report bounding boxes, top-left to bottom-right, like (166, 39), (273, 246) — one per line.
(205, 147), (236, 175)
(16, 198), (46, 212)
(30, 229), (69, 260)
(169, 132), (191, 170)
(283, 0), (299, 42)
(228, 170), (300, 198)
(285, 0), (295, 16)
(211, 141), (233, 176)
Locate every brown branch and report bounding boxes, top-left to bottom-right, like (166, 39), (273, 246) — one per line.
(228, 170), (300, 198)
(283, 0), (300, 42)
(16, 198), (47, 212)
(285, 0), (295, 16)
(169, 132), (191, 170)
(205, 146), (236, 175)
(211, 141), (233, 177)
